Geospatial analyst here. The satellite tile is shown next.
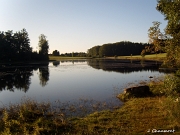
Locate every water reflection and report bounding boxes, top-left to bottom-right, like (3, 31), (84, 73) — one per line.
(39, 66), (49, 87)
(87, 59), (163, 73)
(53, 61), (60, 67)
(0, 60), (168, 106)
(60, 60), (86, 64)
(0, 63), (49, 92)
(0, 69), (32, 92)
(0, 60), (167, 95)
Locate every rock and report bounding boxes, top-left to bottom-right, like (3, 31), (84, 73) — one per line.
(124, 85), (152, 97)
(117, 85), (153, 102)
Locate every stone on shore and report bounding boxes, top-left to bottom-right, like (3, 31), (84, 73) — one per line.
(117, 85), (153, 102)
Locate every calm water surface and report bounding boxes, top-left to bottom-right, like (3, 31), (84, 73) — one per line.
(0, 60), (165, 107)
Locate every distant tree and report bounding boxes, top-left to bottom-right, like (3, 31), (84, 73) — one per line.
(52, 50), (60, 56)
(88, 46), (100, 57)
(77, 52), (86, 57)
(60, 52), (86, 57)
(72, 52), (74, 57)
(38, 34), (49, 60)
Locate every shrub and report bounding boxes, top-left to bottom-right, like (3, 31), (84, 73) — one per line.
(163, 74), (180, 97)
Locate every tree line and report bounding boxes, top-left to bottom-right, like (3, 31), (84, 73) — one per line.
(0, 29), (49, 62)
(50, 51), (87, 57)
(60, 52), (87, 57)
(87, 41), (151, 57)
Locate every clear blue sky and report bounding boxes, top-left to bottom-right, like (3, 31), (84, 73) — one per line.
(0, 0), (167, 54)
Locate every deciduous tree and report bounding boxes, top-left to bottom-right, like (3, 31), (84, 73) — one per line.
(38, 34), (49, 60)
(156, 0), (180, 67)
(148, 21), (166, 54)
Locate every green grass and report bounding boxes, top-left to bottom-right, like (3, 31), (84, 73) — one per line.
(1, 96), (179, 134)
(112, 53), (166, 61)
(103, 53), (166, 61)
(70, 76), (180, 134)
(70, 97), (177, 135)
(49, 56), (90, 60)
(49, 53), (166, 61)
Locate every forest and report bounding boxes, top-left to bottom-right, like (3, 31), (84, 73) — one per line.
(0, 29), (49, 62)
(87, 41), (152, 57)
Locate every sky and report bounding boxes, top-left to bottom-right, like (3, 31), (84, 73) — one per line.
(0, 0), (167, 54)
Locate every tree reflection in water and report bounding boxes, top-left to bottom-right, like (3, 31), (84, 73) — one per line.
(87, 59), (163, 73)
(52, 61), (60, 67)
(0, 63), (49, 92)
(0, 60), (168, 93)
(39, 66), (49, 87)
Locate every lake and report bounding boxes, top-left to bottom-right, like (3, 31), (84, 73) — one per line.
(0, 59), (165, 108)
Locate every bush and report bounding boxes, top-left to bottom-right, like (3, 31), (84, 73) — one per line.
(163, 74), (180, 97)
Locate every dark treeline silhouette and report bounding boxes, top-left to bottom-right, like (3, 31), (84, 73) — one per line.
(60, 52), (87, 57)
(87, 41), (151, 57)
(52, 50), (60, 56)
(0, 29), (49, 62)
(0, 63), (49, 92)
(87, 59), (164, 74)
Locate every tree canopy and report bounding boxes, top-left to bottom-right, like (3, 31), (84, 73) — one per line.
(60, 52), (87, 57)
(0, 29), (32, 61)
(146, 21), (166, 54)
(0, 29), (50, 62)
(87, 41), (150, 57)
(38, 34), (49, 60)
(52, 50), (60, 56)
(155, 0), (180, 67)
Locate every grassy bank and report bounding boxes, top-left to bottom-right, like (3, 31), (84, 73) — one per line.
(49, 56), (90, 60)
(71, 97), (179, 134)
(0, 94), (179, 134)
(107, 53), (166, 61)
(49, 53), (166, 61)
(1, 74), (180, 134)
